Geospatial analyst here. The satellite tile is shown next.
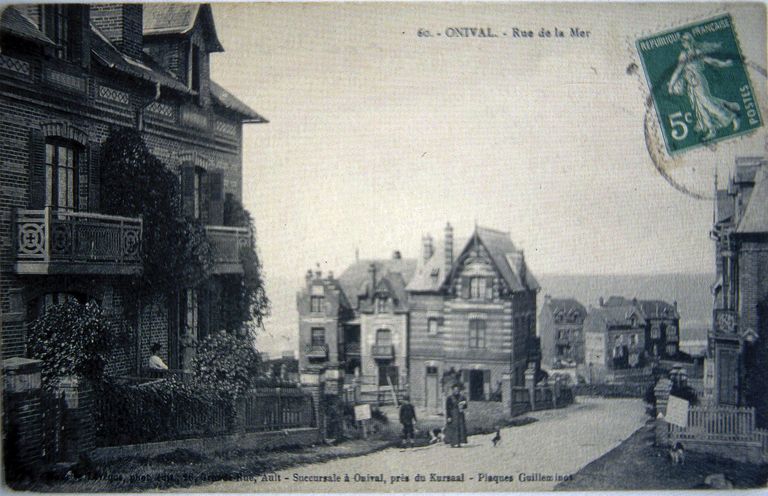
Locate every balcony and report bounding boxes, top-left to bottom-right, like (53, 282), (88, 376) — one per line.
(371, 344), (394, 360)
(14, 208), (142, 275)
(304, 343), (328, 360)
(713, 309), (739, 340)
(205, 225), (250, 274)
(344, 341), (361, 357)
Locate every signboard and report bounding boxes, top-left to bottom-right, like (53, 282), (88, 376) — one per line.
(665, 395), (689, 428)
(354, 403), (371, 421)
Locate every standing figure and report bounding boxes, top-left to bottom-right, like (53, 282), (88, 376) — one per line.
(444, 384), (468, 447)
(667, 32), (740, 140)
(399, 395), (417, 447)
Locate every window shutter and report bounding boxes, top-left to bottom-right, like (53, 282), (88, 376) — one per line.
(88, 141), (100, 211)
(200, 169), (210, 223)
(208, 170), (224, 226)
(77, 147), (88, 211)
(180, 165), (195, 217)
(460, 277), (470, 299)
(28, 128), (46, 209)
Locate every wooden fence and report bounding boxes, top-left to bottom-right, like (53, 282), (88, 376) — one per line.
(667, 404), (768, 463)
(96, 381), (315, 447)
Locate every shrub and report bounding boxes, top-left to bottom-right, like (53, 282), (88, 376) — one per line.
(28, 300), (115, 388)
(191, 331), (262, 395)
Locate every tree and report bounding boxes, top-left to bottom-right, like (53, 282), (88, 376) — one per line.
(191, 331), (262, 395)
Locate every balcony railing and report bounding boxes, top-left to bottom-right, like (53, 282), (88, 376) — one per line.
(304, 343), (328, 360)
(371, 344), (394, 359)
(204, 225), (250, 274)
(344, 342), (361, 356)
(713, 309), (739, 338)
(14, 208), (142, 275)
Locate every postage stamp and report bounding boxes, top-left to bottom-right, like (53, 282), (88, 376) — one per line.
(636, 15), (763, 155)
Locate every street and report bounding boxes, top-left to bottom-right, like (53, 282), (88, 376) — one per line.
(189, 397), (647, 492)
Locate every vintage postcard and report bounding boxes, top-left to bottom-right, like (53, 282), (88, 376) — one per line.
(1, 1), (767, 493)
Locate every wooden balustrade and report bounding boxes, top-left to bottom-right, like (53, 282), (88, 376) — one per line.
(14, 208), (142, 275)
(204, 225), (250, 274)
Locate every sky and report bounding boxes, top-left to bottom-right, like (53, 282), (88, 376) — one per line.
(207, 2), (767, 355)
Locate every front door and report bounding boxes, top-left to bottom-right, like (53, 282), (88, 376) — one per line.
(717, 347), (739, 405)
(469, 370), (485, 401)
(425, 366), (439, 409)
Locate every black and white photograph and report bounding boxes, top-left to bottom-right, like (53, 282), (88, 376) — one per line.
(0, 1), (767, 492)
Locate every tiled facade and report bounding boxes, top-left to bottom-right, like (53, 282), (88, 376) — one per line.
(0, 4), (264, 373)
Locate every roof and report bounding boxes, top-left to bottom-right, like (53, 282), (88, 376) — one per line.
(586, 304), (646, 330)
(715, 189), (734, 224)
(637, 299), (679, 320)
(734, 157), (763, 184)
(359, 272), (410, 313)
(467, 226), (539, 292)
(0, 7), (55, 46)
(602, 296), (679, 320)
(210, 80), (268, 123)
(548, 298), (587, 323)
(90, 23), (191, 93)
(737, 163), (768, 234)
(338, 258), (417, 309)
(143, 4), (223, 52)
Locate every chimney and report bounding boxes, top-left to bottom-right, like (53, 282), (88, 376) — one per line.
(392, 250), (402, 260)
(444, 222), (454, 278)
(368, 263), (377, 292)
(90, 4), (144, 60)
(519, 250), (527, 286)
(544, 294), (552, 306)
(673, 300), (678, 310)
(327, 271), (334, 280)
(305, 269), (313, 286)
(422, 234), (434, 262)
(599, 296), (604, 307)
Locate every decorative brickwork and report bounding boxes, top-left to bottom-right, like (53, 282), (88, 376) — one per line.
(0, 54), (31, 79)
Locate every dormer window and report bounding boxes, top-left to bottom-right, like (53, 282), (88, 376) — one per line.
(469, 277), (487, 300)
(40, 4), (77, 60)
(376, 296), (388, 313)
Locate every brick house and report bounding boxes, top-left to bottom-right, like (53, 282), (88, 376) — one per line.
(0, 4), (264, 375)
(407, 224), (540, 407)
(582, 300), (648, 384)
(538, 296), (586, 368)
(710, 157), (768, 426)
(297, 254), (416, 388)
(602, 296), (681, 360)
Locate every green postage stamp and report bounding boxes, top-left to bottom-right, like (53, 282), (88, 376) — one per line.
(637, 15), (763, 154)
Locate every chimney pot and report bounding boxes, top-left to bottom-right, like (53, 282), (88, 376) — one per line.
(444, 222), (454, 278)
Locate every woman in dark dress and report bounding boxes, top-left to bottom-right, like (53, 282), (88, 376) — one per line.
(444, 384), (467, 447)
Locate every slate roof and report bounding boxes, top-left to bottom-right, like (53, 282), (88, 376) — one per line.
(586, 304), (646, 329)
(602, 296), (679, 320)
(0, 7), (55, 46)
(91, 23), (191, 93)
(142, 4), (223, 52)
(405, 238), (466, 292)
(548, 298), (587, 323)
(338, 258), (417, 309)
(737, 163), (768, 234)
(466, 226), (540, 292)
(210, 80), (268, 123)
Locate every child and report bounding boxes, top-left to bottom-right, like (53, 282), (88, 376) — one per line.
(399, 395), (417, 447)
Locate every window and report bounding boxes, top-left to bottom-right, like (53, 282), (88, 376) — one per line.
(469, 277), (486, 300)
(42, 5), (74, 60)
(426, 366), (438, 375)
(650, 325), (661, 339)
(188, 42), (201, 92)
(376, 328), (392, 346)
(311, 327), (325, 347)
(630, 334), (637, 345)
(38, 292), (85, 314)
(376, 297), (388, 313)
(666, 344), (677, 356)
(45, 140), (79, 210)
(184, 288), (199, 339)
(469, 319), (486, 348)
(666, 326), (678, 341)
(427, 318), (440, 335)
(310, 295), (324, 313)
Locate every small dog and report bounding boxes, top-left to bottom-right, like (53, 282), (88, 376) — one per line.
(669, 442), (685, 464)
(491, 428), (502, 447)
(429, 428), (445, 444)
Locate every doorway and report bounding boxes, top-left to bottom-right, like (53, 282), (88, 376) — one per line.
(425, 366), (439, 409)
(469, 370), (485, 401)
